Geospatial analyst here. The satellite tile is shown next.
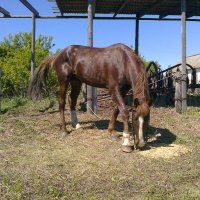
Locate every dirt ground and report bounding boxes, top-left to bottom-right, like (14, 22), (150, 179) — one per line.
(0, 100), (200, 199)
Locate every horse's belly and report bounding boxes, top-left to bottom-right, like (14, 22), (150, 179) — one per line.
(74, 70), (108, 88)
(76, 75), (108, 88)
(73, 62), (110, 88)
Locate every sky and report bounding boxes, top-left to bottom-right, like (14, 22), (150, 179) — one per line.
(0, 0), (200, 70)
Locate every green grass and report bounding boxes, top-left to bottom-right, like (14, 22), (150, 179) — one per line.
(0, 96), (57, 114)
(0, 98), (200, 199)
(184, 107), (200, 116)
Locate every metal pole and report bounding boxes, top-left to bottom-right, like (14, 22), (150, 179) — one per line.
(31, 13), (36, 77)
(135, 14), (139, 55)
(87, 0), (96, 114)
(181, 0), (187, 112)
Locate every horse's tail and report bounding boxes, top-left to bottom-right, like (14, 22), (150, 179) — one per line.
(28, 53), (59, 100)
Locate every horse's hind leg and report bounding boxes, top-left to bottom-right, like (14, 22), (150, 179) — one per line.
(68, 79), (82, 129)
(110, 87), (132, 152)
(59, 82), (69, 137)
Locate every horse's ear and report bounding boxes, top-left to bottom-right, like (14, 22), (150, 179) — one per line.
(133, 98), (140, 108)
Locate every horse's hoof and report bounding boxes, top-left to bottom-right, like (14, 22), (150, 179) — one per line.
(122, 145), (133, 153)
(111, 135), (120, 141)
(61, 131), (69, 138)
(75, 123), (81, 129)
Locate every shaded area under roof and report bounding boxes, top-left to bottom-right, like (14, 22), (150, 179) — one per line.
(55, 0), (200, 18)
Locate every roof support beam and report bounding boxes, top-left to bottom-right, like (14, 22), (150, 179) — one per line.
(181, 0), (187, 113)
(0, 6), (11, 17)
(159, 14), (168, 19)
(31, 13), (36, 77)
(135, 14), (139, 55)
(19, 0), (39, 16)
(1, 16), (200, 22)
(87, 0), (97, 114)
(113, 0), (129, 18)
(138, 0), (166, 18)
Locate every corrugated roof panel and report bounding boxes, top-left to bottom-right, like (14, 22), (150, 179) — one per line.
(54, 0), (200, 17)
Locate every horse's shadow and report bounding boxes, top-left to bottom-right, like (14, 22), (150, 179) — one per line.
(147, 126), (176, 148)
(95, 120), (176, 149)
(95, 120), (124, 132)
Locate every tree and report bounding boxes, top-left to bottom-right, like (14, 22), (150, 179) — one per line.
(130, 47), (161, 74)
(0, 32), (54, 96)
(140, 56), (161, 75)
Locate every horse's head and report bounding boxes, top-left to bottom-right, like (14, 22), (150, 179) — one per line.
(132, 98), (152, 149)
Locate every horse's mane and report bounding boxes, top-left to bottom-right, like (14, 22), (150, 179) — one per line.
(134, 71), (150, 101)
(133, 71), (151, 117)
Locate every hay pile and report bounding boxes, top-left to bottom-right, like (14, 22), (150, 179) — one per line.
(139, 144), (190, 159)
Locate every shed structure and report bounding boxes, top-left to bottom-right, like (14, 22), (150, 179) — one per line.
(1, 0), (200, 113)
(175, 54), (200, 85)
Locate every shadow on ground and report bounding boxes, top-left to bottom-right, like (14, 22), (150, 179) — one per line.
(95, 119), (124, 132)
(148, 125), (176, 147)
(95, 119), (176, 149)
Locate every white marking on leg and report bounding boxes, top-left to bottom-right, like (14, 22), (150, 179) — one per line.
(122, 132), (131, 146)
(75, 123), (81, 129)
(71, 111), (81, 129)
(138, 116), (145, 147)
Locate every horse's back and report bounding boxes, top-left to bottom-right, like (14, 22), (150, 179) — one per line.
(59, 43), (145, 89)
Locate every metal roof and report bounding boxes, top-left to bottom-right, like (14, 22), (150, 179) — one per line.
(186, 54), (200, 69)
(177, 54), (200, 69)
(0, 0), (200, 20)
(55, 0), (200, 19)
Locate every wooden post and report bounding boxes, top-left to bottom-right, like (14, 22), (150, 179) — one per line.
(175, 69), (182, 113)
(87, 0), (93, 114)
(31, 13), (36, 77)
(135, 14), (139, 55)
(181, 0), (187, 112)
(87, 0), (97, 114)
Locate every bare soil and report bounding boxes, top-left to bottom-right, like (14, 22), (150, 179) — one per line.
(0, 99), (200, 199)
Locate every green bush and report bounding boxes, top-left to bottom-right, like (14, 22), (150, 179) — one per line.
(0, 32), (56, 97)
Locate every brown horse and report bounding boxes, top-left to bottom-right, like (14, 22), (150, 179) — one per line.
(29, 43), (151, 152)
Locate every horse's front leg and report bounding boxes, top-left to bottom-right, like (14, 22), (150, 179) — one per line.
(108, 88), (130, 138)
(59, 83), (68, 137)
(110, 87), (133, 153)
(108, 106), (120, 138)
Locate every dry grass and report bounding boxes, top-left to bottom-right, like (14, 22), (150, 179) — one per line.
(0, 99), (200, 199)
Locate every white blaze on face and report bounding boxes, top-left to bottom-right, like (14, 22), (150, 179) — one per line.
(138, 116), (145, 147)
